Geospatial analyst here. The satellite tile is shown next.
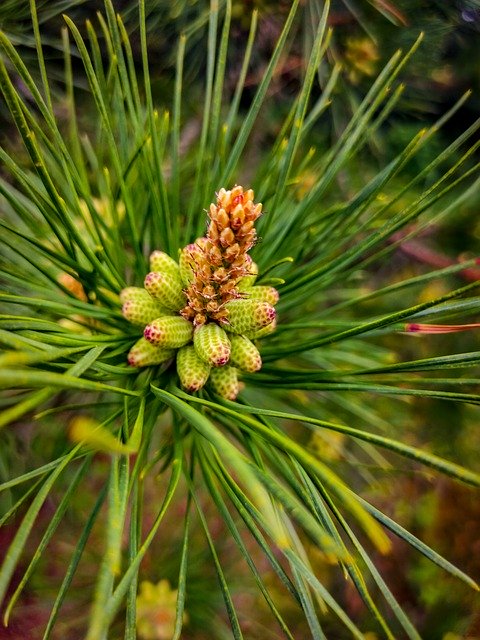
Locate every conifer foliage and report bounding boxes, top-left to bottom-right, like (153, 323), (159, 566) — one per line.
(0, 1), (479, 637)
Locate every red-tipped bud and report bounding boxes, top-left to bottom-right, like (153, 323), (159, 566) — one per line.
(209, 366), (240, 400)
(224, 299), (276, 335)
(144, 271), (186, 310)
(144, 316), (193, 348)
(242, 285), (279, 305)
(128, 337), (175, 368)
(229, 335), (262, 372)
(176, 345), (211, 392)
(193, 323), (231, 367)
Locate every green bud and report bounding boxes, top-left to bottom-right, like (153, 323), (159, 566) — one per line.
(128, 337), (175, 367)
(121, 288), (172, 326)
(209, 366), (240, 400)
(120, 287), (146, 303)
(224, 299), (276, 335)
(144, 316), (193, 348)
(194, 323), (231, 367)
(229, 334), (262, 372)
(149, 250), (181, 277)
(245, 317), (277, 340)
(176, 345), (211, 392)
(144, 271), (186, 310)
(241, 285), (279, 305)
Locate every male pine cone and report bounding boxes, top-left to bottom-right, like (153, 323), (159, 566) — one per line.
(120, 186), (278, 400)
